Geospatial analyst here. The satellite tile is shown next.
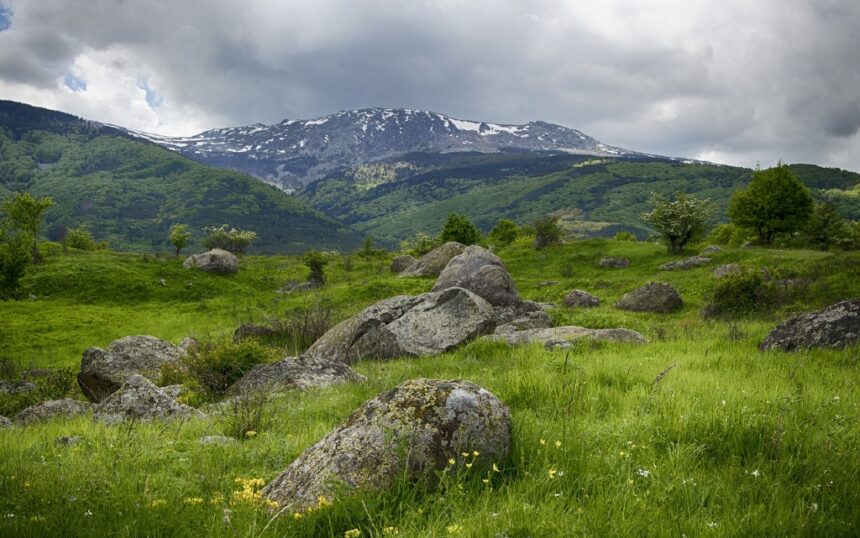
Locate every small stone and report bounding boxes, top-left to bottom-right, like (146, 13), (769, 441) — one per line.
(15, 399), (93, 425)
(659, 256), (711, 271)
(599, 257), (630, 269)
(0, 380), (36, 395)
(713, 263), (742, 279)
(616, 283), (683, 313)
(537, 280), (559, 287)
(0, 416), (11, 428)
(55, 436), (82, 446)
(563, 290), (600, 308)
(199, 435), (236, 445)
(158, 279), (167, 286)
(701, 245), (722, 254)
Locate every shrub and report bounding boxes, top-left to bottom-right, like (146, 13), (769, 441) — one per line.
(706, 271), (775, 317)
(440, 213), (483, 245)
(534, 215), (563, 248)
(487, 219), (521, 248)
(234, 300), (334, 355)
(221, 392), (273, 439)
(614, 230), (636, 242)
(184, 339), (277, 395)
(400, 231), (439, 257)
(806, 203), (853, 250)
(64, 226), (99, 251)
(0, 367), (76, 416)
(304, 250), (328, 286)
(357, 236), (385, 260)
(0, 227), (32, 299)
(202, 224), (257, 255)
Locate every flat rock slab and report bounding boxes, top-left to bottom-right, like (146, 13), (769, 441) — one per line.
(487, 325), (646, 346)
(760, 299), (860, 352)
(616, 282), (683, 313)
(263, 378), (511, 513)
(94, 375), (205, 423)
(15, 399), (93, 425)
(227, 357), (365, 395)
(659, 256), (711, 271)
(431, 245), (520, 306)
(399, 242), (466, 277)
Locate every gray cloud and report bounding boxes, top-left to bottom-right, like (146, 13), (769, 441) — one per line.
(0, 0), (859, 170)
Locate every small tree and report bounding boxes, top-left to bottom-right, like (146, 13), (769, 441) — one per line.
(64, 226), (98, 251)
(0, 225), (32, 298)
(357, 236), (384, 260)
(534, 215), (563, 248)
(440, 213), (483, 245)
(806, 202), (852, 250)
(643, 193), (712, 254)
(304, 251), (328, 286)
(169, 224), (193, 256)
(202, 224), (257, 255)
(728, 163), (813, 245)
(487, 219), (521, 248)
(1, 192), (54, 262)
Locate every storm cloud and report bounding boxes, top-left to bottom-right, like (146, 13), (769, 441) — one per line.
(1, 0), (859, 170)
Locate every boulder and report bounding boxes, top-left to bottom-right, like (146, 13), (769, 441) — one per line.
(160, 384), (188, 400)
(399, 242), (466, 277)
(391, 255), (417, 274)
(200, 435), (236, 445)
(227, 357), (366, 395)
(0, 380), (36, 395)
(713, 263), (742, 279)
(233, 323), (280, 342)
(599, 257), (630, 269)
(487, 325), (646, 346)
(431, 245), (519, 306)
(78, 335), (187, 403)
(182, 249), (238, 274)
(263, 378), (511, 512)
(304, 288), (495, 364)
(564, 290), (600, 308)
(701, 245), (722, 254)
(94, 375), (205, 423)
(179, 336), (199, 354)
(760, 299), (860, 352)
(659, 256), (711, 271)
(15, 399), (93, 425)
(616, 283), (683, 313)
(0, 416), (11, 428)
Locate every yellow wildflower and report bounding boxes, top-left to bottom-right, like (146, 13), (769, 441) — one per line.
(555, 440), (561, 448)
(148, 499), (167, 508)
(209, 494), (225, 505)
(294, 512), (303, 520)
(465, 463), (473, 469)
(461, 452), (469, 457)
(245, 430), (257, 438)
(448, 458), (456, 466)
(548, 468), (558, 479)
(382, 527), (399, 535)
(317, 495), (331, 508)
(482, 478), (490, 484)
(472, 450), (480, 457)
(540, 439), (547, 445)
(183, 497), (204, 505)
(344, 529), (362, 538)
(446, 524), (463, 535)
(492, 463), (500, 473)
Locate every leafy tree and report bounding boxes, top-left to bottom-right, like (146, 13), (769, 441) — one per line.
(64, 226), (99, 251)
(1, 192), (54, 262)
(169, 224), (192, 256)
(400, 232), (438, 257)
(440, 213), (483, 245)
(487, 219), (521, 248)
(304, 251), (328, 286)
(728, 163), (814, 245)
(534, 215), (563, 248)
(643, 193), (711, 254)
(0, 225), (32, 298)
(806, 203), (852, 250)
(202, 224), (257, 255)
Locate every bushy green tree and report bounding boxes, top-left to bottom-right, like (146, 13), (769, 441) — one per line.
(614, 230), (636, 241)
(806, 203), (852, 250)
(304, 251), (328, 286)
(64, 226), (98, 251)
(169, 224), (192, 256)
(487, 219), (521, 248)
(0, 225), (32, 298)
(440, 213), (483, 245)
(728, 163), (813, 245)
(643, 193), (712, 254)
(357, 236), (385, 260)
(1, 192), (54, 262)
(534, 215), (563, 248)
(202, 224), (257, 255)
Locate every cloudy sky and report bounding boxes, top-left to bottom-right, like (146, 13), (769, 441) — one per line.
(1, 0), (859, 170)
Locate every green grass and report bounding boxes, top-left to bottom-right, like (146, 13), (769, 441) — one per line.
(1, 240), (859, 536)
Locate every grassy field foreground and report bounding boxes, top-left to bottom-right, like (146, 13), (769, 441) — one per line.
(1, 239), (859, 536)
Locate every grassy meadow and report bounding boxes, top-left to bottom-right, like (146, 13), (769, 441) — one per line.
(1, 239), (859, 537)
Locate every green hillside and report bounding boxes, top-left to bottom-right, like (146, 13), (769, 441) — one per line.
(0, 101), (363, 253)
(299, 152), (860, 244)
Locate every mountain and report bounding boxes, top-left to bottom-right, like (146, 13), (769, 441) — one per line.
(0, 100), (363, 253)
(131, 108), (675, 191)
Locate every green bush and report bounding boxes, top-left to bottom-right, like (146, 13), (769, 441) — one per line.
(487, 219), (521, 248)
(400, 231), (439, 257)
(534, 215), (563, 248)
(64, 226), (100, 251)
(706, 271), (775, 317)
(184, 339), (276, 395)
(304, 250), (328, 286)
(0, 227), (32, 298)
(0, 367), (76, 416)
(614, 230), (636, 242)
(201, 224), (257, 255)
(440, 213), (483, 245)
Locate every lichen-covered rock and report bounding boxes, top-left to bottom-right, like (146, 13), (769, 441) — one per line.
(487, 325), (646, 346)
(78, 335), (186, 403)
(616, 283), (683, 313)
(304, 288), (495, 364)
(701, 245), (722, 254)
(15, 399), (93, 425)
(431, 245), (520, 307)
(391, 255), (417, 274)
(182, 248), (238, 273)
(262, 378), (511, 512)
(713, 263), (742, 279)
(399, 242), (466, 277)
(0, 380), (36, 395)
(160, 384), (188, 400)
(760, 299), (860, 352)
(0, 416), (11, 428)
(564, 290), (600, 308)
(227, 357), (365, 395)
(659, 256), (711, 271)
(233, 323), (280, 342)
(94, 375), (205, 423)
(599, 257), (630, 269)
(55, 436), (82, 446)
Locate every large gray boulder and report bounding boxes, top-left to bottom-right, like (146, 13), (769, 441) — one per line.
(304, 288), (495, 364)
(263, 378), (511, 512)
(431, 245), (520, 307)
(391, 255), (417, 274)
(564, 290), (600, 308)
(0, 380), (36, 395)
(599, 257), (630, 269)
(78, 335), (186, 403)
(15, 399), (93, 425)
(227, 357), (366, 395)
(659, 256), (711, 271)
(487, 325), (646, 346)
(616, 283), (683, 313)
(713, 263), (742, 279)
(399, 242), (466, 277)
(760, 299), (860, 352)
(182, 249), (238, 274)
(94, 375), (204, 423)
